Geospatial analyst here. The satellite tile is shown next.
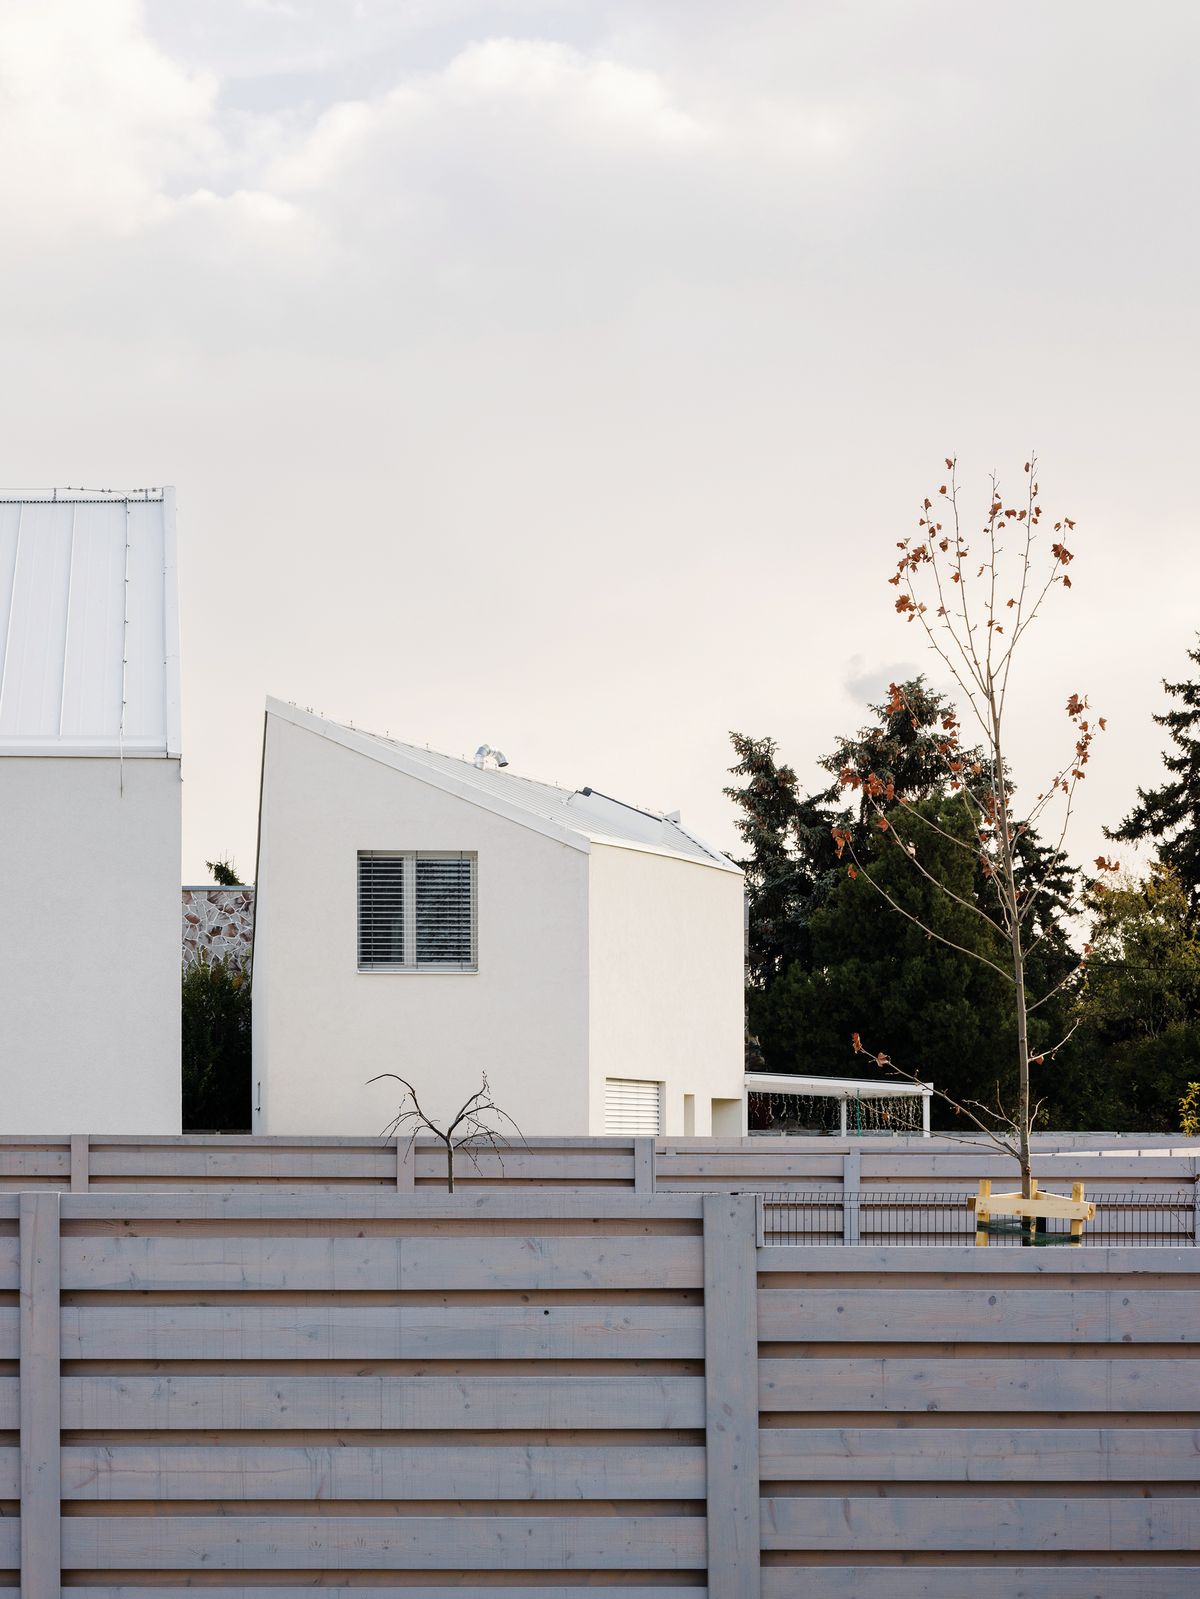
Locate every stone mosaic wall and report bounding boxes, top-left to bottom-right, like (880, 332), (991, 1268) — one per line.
(182, 886), (255, 970)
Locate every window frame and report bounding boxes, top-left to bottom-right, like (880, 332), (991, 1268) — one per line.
(357, 849), (478, 973)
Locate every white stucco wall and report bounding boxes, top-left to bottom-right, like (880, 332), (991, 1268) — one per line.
(253, 714), (591, 1136)
(586, 842), (745, 1135)
(0, 757), (181, 1132)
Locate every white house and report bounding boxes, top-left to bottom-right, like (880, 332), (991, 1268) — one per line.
(0, 489), (181, 1132)
(253, 699), (746, 1137)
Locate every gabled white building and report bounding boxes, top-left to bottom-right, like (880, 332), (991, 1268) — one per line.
(253, 699), (746, 1137)
(0, 489), (181, 1132)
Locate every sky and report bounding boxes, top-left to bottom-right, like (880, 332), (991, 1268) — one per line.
(0, 0), (1196, 882)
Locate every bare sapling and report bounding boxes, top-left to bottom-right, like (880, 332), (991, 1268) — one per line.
(833, 454), (1103, 1196)
(370, 1070), (525, 1193)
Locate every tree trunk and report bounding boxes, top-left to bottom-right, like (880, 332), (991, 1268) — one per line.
(446, 1141), (455, 1194)
(991, 710), (1034, 1203)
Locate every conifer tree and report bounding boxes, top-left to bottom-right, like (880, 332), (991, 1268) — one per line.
(1107, 636), (1200, 923)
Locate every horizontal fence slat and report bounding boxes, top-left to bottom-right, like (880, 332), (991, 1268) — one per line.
(757, 1246), (1200, 1273)
(60, 1235), (703, 1291)
(759, 1427), (1200, 1481)
(61, 1374), (706, 1430)
(760, 1570), (1200, 1599)
(59, 1192), (705, 1220)
(0, 1520), (16, 1565)
(757, 1288), (1200, 1343)
(0, 1377), (17, 1430)
(0, 1236), (17, 1290)
(60, 1443), (706, 1500)
(69, 1590), (702, 1599)
(760, 1495), (1200, 1551)
(759, 1357), (1198, 1412)
(0, 1306), (16, 1358)
(61, 1513), (707, 1569)
(61, 1304), (704, 1360)
(0, 1446), (16, 1496)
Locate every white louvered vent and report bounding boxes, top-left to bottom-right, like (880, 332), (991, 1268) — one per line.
(358, 852), (476, 970)
(605, 1078), (663, 1136)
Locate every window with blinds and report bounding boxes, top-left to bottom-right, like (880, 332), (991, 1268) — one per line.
(357, 852), (477, 970)
(604, 1077), (664, 1135)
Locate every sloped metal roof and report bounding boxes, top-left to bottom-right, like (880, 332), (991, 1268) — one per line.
(268, 699), (740, 873)
(0, 489), (180, 756)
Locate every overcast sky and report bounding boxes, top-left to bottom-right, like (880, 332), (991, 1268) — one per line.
(1, 1), (1196, 881)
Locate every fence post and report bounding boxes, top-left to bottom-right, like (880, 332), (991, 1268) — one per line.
(69, 1135), (88, 1193)
(842, 1150), (861, 1244)
(634, 1138), (656, 1194)
(20, 1191), (61, 1599)
(703, 1193), (761, 1597)
(396, 1134), (416, 1192)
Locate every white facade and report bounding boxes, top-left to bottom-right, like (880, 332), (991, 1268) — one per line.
(0, 489), (181, 1133)
(253, 701), (745, 1137)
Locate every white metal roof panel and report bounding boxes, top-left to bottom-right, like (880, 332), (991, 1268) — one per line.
(267, 699), (740, 872)
(0, 490), (179, 756)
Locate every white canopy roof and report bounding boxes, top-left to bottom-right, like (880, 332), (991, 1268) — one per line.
(0, 489), (179, 757)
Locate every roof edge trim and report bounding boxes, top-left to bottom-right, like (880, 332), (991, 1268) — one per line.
(265, 699), (592, 855)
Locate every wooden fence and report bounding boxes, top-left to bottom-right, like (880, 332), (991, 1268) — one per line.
(1, 1132), (1198, 1211)
(3, 1189), (1198, 1595)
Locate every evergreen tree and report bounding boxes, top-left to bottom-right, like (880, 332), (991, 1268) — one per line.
(821, 676), (976, 821)
(724, 733), (844, 987)
(1107, 636), (1200, 921)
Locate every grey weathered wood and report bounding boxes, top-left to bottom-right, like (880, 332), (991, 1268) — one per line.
(58, 1190), (705, 1220)
(59, 1233), (703, 1291)
(0, 1306), (17, 1359)
(759, 1355), (1196, 1411)
(69, 1134), (89, 1193)
(759, 1426), (1200, 1481)
(760, 1571), (1200, 1599)
(634, 1137), (655, 1192)
(0, 1377), (18, 1430)
(60, 1302), (706, 1361)
(703, 1193), (760, 1599)
(61, 1373), (706, 1430)
(60, 1442), (706, 1500)
(757, 1287), (1200, 1343)
(71, 1590), (700, 1599)
(760, 1495), (1200, 1551)
(841, 1151), (860, 1242)
(0, 1235), (19, 1291)
(395, 1135), (415, 1192)
(757, 1245), (1200, 1273)
(0, 1446), (17, 1497)
(19, 1190), (60, 1599)
(60, 1514), (707, 1568)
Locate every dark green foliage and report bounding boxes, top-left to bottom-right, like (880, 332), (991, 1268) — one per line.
(750, 796), (1075, 1128)
(1107, 636), (1200, 923)
(1058, 867), (1200, 1131)
(821, 677), (975, 820)
(725, 732), (845, 986)
(182, 953), (251, 1131)
(206, 858), (243, 887)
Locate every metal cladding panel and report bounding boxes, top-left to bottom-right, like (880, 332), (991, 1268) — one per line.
(352, 725), (737, 870)
(0, 491), (177, 756)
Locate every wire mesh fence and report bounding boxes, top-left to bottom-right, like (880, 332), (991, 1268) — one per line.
(761, 1188), (1197, 1246)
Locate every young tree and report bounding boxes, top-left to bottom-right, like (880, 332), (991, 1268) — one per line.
(1106, 636), (1200, 924)
(834, 455), (1101, 1193)
(369, 1071), (524, 1192)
